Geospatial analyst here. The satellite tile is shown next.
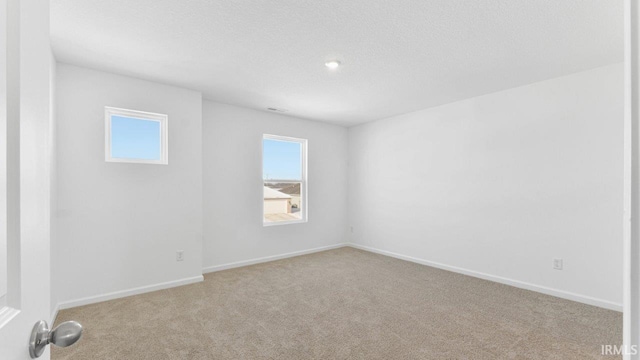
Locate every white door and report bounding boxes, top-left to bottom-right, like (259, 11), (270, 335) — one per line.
(0, 0), (57, 359)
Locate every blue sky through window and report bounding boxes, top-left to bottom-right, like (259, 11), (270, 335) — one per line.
(111, 115), (161, 160)
(263, 139), (301, 180)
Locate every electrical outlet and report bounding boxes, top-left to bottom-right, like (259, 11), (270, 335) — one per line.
(553, 258), (563, 270)
(350, 226), (354, 233)
(176, 250), (184, 262)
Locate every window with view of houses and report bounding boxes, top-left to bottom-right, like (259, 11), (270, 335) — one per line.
(263, 135), (307, 225)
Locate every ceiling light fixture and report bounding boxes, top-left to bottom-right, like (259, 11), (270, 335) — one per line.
(325, 60), (341, 70)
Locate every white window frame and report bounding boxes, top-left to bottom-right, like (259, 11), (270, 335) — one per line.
(105, 106), (168, 165)
(262, 134), (308, 227)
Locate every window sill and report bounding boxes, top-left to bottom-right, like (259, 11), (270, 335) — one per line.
(263, 219), (308, 227)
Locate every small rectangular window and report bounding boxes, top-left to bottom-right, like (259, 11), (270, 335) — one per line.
(263, 135), (307, 225)
(105, 107), (168, 164)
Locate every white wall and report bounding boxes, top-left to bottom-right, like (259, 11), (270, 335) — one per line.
(202, 102), (348, 271)
(56, 64), (203, 307)
(51, 62), (623, 312)
(0, 0), (6, 307)
(49, 53), (58, 318)
(348, 63), (624, 310)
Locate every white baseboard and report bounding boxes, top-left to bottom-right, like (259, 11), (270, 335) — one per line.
(56, 244), (348, 312)
(50, 303), (60, 325)
(54, 242), (618, 314)
(57, 275), (204, 310)
(348, 243), (623, 312)
(203, 243), (349, 274)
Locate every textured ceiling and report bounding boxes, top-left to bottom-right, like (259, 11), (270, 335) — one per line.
(51, 0), (623, 126)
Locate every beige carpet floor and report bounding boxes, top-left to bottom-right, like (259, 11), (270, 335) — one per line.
(53, 247), (622, 359)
